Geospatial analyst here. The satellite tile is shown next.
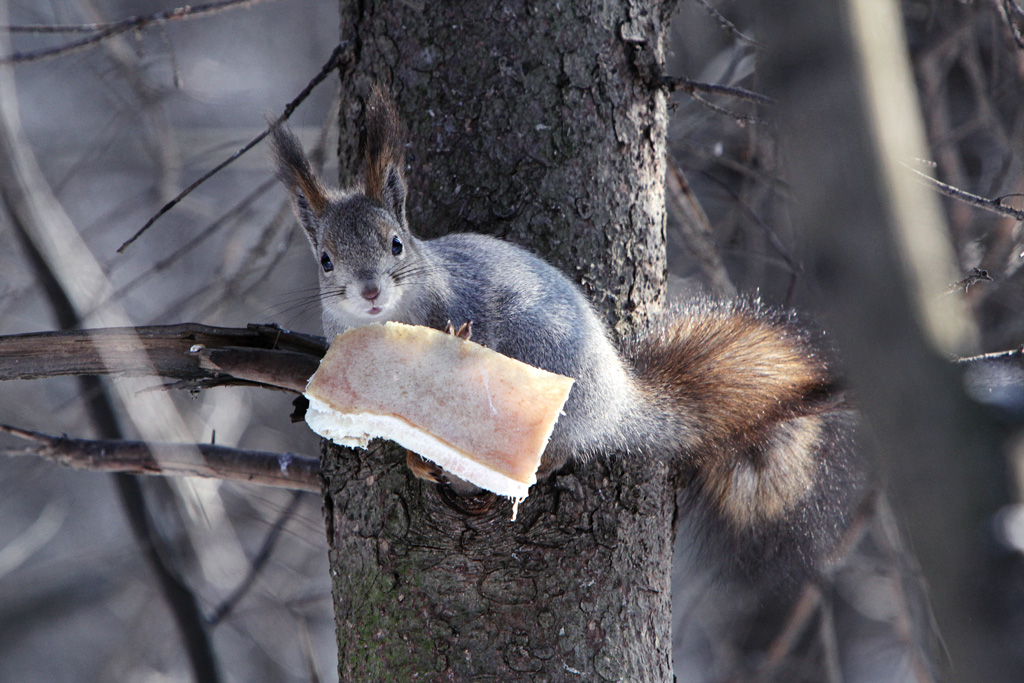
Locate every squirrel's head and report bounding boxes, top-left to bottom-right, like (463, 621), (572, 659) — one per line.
(270, 86), (417, 335)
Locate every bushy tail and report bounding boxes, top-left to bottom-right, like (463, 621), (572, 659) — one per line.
(629, 300), (863, 587)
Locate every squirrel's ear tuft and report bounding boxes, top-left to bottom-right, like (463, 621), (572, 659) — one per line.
(269, 123), (329, 243)
(364, 85), (407, 226)
(379, 163), (407, 228)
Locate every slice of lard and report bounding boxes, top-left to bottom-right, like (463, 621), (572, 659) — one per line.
(303, 322), (574, 502)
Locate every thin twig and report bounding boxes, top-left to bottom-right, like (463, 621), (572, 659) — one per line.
(0, 501), (66, 580)
(0, 0), (273, 64)
(665, 157), (736, 298)
(5, 23), (114, 34)
(103, 178), (279, 313)
(298, 616), (323, 683)
(692, 0), (763, 48)
(758, 493), (876, 673)
(759, 583), (823, 675)
(207, 491), (306, 625)
(873, 497), (941, 682)
(906, 164), (1024, 222)
(685, 90), (765, 125)
(661, 75), (775, 106)
(947, 267), (993, 294)
(818, 598), (843, 683)
(77, 0), (183, 205)
(999, 0), (1024, 51)
(954, 345), (1024, 364)
(0, 424), (321, 492)
(699, 168), (802, 275)
(115, 473), (223, 682)
(190, 89), (342, 321)
(117, 41), (349, 253)
(676, 137), (791, 195)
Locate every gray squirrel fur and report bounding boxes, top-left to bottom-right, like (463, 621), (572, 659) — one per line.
(271, 87), (861, 582)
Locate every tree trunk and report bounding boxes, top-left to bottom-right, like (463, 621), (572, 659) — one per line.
(322, 442), (674, 681)
(322, 1), (675, 679)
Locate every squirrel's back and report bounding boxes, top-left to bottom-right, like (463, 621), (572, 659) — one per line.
(422, 232), (641, 474)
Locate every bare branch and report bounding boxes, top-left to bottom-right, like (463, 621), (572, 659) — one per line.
(185, 89), (342, 321)
(660, 75), (775, 106)
(757, 493), (876, 674)
(0, 323), (326, 392)
(78, 0), (182, 205)
(906, 164), (1024, 222)
(0, 500), (65, 580)
(207, 491), (305, 625)
(692, 0), (762, 48)
(665, 158), (736, 298)
(701, 170), (802, 276)
(872, 497), (940, 683)
(0, 0), (275, 64)
(998, 0), (1024, 51)
(685, 90), (766, 125)
(117, 42), (350, 253)
(947, 267), (993, 294)
(955, 346), (1024, 365)
(103, 178), (279, 313)
(761, 583), (823, 669)
(0, 424), (320, 492)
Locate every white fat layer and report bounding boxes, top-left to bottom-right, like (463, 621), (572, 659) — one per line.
(304, 394), (534, 499)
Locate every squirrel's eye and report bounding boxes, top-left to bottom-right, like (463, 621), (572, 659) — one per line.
(320, 252), (333, 272)
(391, 236), (403, 256)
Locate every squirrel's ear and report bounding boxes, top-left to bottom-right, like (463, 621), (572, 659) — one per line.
(269, 124), (328, 246)
(363, 85), (407, 227)
(379, 164), (407, 228)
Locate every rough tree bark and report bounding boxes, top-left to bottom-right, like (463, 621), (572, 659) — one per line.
(321, 1), (676, 680)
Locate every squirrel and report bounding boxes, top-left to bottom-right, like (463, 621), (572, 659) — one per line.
(270, 86), (862, 583)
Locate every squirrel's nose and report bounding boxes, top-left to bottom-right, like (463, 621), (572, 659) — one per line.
(361, 285), (380, 301)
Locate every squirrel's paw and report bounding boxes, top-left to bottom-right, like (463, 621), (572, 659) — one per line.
(406, 449), (445, 484)
(444, 320), (473, 341)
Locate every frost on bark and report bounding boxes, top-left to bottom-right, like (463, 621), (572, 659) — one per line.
(324, 1), (675, 679)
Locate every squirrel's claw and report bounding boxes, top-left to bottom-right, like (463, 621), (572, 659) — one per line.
(406, 449), (446, 484)
(444, 320), (473, 341)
